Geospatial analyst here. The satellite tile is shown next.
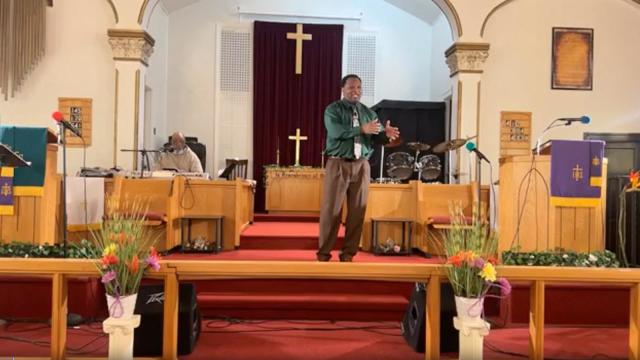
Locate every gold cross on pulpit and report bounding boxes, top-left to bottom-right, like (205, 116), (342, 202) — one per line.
(1, 183), (11, 197)
(286, 24), (312, 75)
(572, 164), (584, 181)
(288, 128), (308, 167)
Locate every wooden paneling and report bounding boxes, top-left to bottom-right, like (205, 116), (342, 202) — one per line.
(499, 155), (606, 254)
(1, 137), (59, 245)
(265, 167), (324, 214)
(172, 177), (254, 250)
(362, 183), (416, 251)
(113, 177), (254, 251)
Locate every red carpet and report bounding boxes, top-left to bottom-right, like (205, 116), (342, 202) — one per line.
(166, 251), (436, 320)
(240, 222), (345, 249)
(0, 321), (627, 359)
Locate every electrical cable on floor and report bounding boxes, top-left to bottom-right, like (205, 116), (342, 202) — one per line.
(0, 320), (107, 355)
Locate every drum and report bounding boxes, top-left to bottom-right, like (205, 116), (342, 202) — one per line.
(418, 155), (441, 181)
(386, 152), (414, 180)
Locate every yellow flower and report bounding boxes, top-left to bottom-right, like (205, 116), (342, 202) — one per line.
(479, 263), (497, 282)
(102, 243), (117, 257)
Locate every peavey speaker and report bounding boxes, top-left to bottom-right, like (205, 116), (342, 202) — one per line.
(401, 282), (458, 353)
(133, 283), (201, 356)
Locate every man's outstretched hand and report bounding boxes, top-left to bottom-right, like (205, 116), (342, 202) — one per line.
(384, 120), (400, 141)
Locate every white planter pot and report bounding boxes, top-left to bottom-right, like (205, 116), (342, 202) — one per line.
(106, 293), (138, 319)
(454, 296), (484, 321)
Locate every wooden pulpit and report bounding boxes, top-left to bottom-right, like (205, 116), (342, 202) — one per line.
(499, 154), (607, 254)
(0, 128), (59, 245)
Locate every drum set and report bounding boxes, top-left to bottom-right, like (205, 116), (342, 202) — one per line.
(376, 138), (467, 183)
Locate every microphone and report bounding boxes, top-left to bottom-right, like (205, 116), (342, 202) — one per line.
(465, 142), (490, 163)
(52, 111), (82, 138)
(558, 116), (590, 125)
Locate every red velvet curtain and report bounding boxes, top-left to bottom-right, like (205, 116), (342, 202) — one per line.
(253, 21), (343, 212)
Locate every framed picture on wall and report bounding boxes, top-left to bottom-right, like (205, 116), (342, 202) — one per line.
(551, 27), (593, 90)
(58, 97), (92, 147)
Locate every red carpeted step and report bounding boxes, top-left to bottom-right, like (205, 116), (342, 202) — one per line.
(253, 213), (320, 222)
(240, 222), (344, 250)
(197, 292), (409, 321)
(191, 279), (415, 296)
(506, 282), (629, 326)
(192, 279), (414, 321)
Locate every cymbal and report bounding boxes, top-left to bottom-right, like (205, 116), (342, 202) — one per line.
(432, 139), (467, 153)
(407, 142), (431, 151)
(384, 136), (404, 148)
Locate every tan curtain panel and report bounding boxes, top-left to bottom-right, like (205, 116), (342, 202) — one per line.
(0, 0), (46, 100)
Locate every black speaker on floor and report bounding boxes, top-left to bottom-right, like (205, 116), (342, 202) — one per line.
(133, 283), (201, 356)
(401, 282), (458, 353)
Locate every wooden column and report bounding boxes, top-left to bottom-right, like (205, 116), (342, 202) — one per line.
(425, 275), (441, 360)
(162, 269), (179, 360)
(529, 280), (545, 360)
(51, 273), (68, 360)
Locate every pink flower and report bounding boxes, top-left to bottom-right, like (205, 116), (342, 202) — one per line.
(497, 277), (511, 296)
(101, 270), (116, 284)
(473, 258), (485, 269)
(147, 253), (160, 271)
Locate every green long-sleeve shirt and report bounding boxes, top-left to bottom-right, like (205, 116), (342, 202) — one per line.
(323, 99), (388, 159)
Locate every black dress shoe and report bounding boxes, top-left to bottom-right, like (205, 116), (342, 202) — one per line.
(339, 256), (352, 262)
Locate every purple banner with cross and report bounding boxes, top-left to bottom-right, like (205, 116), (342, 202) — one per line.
(0, 167), (14, 215)
(550, 140), (605, 207)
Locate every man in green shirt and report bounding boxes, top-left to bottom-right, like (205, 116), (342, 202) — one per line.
(317, 74), (400, 262)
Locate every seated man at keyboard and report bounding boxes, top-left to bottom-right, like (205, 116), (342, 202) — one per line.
(153, 132), (203, 173)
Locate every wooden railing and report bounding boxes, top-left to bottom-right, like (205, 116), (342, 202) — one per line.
(0, 258), (638, 360)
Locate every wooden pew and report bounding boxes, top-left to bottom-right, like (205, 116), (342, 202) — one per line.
(111, 176), (176, 251)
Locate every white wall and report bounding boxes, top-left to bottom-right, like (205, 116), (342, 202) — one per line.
(430, 13), (454, 100)
(480, 0), (640, 182)
(1, 0), (116, 174)
(165, 0), (447, 172)
(146, 3), (169, 151)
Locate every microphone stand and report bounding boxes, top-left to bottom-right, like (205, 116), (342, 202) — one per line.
(475, 152), (482, 221)
(535, 120), (571, 155)
(378, 145), (384, 183)
(58, 123), (68, 258)
(120, 149), (160, 178)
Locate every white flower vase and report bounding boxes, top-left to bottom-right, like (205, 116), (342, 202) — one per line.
(106, 293), (138, 319)
(454, 296), (484, 321)
(453, 296), (490, 360)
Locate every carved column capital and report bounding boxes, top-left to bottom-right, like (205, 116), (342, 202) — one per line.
(108, 29), (155, 66)
(445, 42), (490, 77)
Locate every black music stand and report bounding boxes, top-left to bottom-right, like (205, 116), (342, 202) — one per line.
(0, 144), (31, 168)
(218, 161), (237, 180)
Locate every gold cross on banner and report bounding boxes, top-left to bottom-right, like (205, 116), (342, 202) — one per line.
(1, 183), (11, 197)
(286, 24), (312, 75)
(288, 128), (308, 167)
(572, 164), (584, 181)
(592, 156), (601, 167)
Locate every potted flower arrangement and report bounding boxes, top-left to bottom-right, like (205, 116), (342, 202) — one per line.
(92, 199), (161, 318)
(442, 204), (510, 321)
